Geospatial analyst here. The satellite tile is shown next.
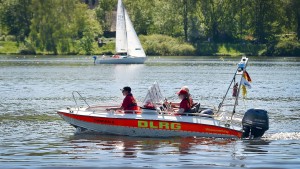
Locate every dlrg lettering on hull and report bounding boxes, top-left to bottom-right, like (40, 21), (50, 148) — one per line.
(138, 120), (181, 130)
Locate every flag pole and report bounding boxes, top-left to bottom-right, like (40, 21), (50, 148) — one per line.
(232, 57), (249, 117)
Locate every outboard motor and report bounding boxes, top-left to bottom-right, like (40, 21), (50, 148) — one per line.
(242, 109), (269, 139)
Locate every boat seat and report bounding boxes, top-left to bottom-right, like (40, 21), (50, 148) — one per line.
(190, 103), (200, 113)
(199, 108), (214, 118)
(141, 107), (156, 110)
(173, 103), (201, 116)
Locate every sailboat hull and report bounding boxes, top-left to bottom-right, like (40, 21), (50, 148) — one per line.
(96, 57), (146, 64)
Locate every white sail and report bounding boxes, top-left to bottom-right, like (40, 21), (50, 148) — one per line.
(115, 0), (127, 53)
(95, 0), (146, 64)
(124, 8), (146, 57)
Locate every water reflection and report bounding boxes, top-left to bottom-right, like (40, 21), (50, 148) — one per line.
(1, 55), (300, 168)
(69, 132), (236, 157)
(113, 64), (145, 91)
(242, 140), (270, 154)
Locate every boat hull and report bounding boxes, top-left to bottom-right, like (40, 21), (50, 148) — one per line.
(95, 57), (146, 64)
(57, 110), (242, 138)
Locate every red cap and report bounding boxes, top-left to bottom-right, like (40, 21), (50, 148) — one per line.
(177, 89), (188, 95)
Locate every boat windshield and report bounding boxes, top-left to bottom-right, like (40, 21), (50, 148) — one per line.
(142, 82), (164, 109)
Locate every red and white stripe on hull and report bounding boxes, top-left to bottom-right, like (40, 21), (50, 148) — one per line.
(57, 110), (243, 138)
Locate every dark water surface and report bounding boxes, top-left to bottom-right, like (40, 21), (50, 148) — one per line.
(0, 55), (300, 169)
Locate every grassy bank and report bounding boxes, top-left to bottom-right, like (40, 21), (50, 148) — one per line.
(140, 34), (196, 56)
(196, 43), (266, 56)
(0, 41), (19, 54)
(1, 36), (300, 56)
(0, 40), (115, 55)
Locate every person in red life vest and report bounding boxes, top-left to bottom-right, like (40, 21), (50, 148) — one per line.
(177, 89), (191, 114)
(171, 86), (194, 108)
(121, 86), (139, 111)
(106, 86), (140, 113)
(179, 86), (194, 106)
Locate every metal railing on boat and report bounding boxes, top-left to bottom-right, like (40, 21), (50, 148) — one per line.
(72, 91), (90, 111)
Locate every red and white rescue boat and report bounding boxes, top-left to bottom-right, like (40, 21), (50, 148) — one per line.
(57, 57), (269, 139)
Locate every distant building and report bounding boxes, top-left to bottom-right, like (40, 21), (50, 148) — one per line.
(106, 11), (116, 32)
(103, 10), (116, 37)
(81, 0), (116, 37)
(82, 0), (99, 9)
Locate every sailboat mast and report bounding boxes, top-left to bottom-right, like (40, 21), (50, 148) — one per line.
(123, 3), (128, 55)
(115, 0), (127, 54)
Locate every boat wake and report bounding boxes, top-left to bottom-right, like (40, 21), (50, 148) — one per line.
(263, 132), (300, 140)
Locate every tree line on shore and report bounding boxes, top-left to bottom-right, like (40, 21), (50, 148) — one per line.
(0, 0), (300, 56)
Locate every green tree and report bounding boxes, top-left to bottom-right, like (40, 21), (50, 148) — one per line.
(248, 0), (283, 43)
(95, 0), (117, 33)
(200, 0), (226, 42)
(124, 0), (154, 35)
(80, 10), (102, 55)
(286, 0), (300, 40)
(29, 0), (102, 54)
(0, 0), (32, 42)
(150, 0), (183, 37)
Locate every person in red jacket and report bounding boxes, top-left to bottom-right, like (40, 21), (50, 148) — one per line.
(107, 86), (139, 113)
(177, 89), (191, 114)
(178, 86), (194, 106)
(121, 86), (139, 111)
(170, 86), (194, 109)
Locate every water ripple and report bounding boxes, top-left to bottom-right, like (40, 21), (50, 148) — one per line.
(1, 55), (300, 169)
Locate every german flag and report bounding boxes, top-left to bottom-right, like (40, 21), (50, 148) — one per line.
(244, 70), (252, 82)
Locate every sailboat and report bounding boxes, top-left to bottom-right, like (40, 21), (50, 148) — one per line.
(93, 0), (147, 64)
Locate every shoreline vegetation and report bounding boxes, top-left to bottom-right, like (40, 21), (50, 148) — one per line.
(1, 0), (300, 57)
(1, 34), (299, 56)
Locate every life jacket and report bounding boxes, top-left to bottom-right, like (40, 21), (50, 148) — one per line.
(123, 94), (139, 111)
(180, 98), (191, 112)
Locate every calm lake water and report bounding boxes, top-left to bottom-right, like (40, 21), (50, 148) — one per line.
(0, 55), (300, 169)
